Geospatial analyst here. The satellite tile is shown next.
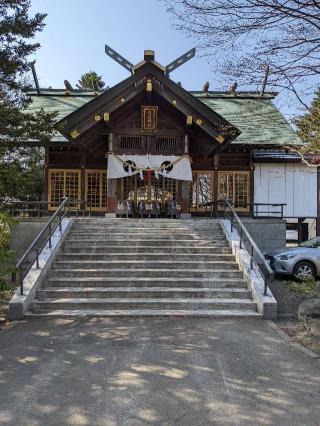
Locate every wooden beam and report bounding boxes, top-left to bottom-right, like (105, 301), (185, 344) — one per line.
(65, 85), (145, 137)
(154, 86), (222, 142)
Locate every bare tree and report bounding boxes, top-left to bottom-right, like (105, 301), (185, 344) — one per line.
(165, 0), (320, 108)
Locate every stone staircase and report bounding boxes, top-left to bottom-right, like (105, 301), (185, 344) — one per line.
(27, 219), (260, 317)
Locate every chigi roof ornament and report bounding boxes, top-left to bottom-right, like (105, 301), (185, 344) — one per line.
(104, 44), (196, 77)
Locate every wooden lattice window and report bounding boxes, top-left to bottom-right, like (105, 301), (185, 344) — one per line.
(219, 171), (250, 212)
(189, 172), (214, 211)
(122, 175), (136, 201)
(48, 169), (80, 210)
(85, 170), (107, 211)
(162, 177), (177, 202)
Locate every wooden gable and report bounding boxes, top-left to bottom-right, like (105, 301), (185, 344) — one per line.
(58, 61), (240, 157)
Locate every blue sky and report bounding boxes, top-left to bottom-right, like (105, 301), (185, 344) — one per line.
(29, 0), (301, 119)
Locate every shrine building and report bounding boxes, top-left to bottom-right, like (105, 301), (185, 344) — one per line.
(26, 48), (318, 228)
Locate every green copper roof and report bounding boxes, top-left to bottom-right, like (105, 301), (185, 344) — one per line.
(192, 93), (301, 146)
(26, 90), (97, 142)
(26, 89), (301, 146)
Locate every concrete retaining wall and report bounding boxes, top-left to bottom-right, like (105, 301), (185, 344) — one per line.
(220, 219), (278, 320)
(8, 219), (73, 320)
(241, 218), (286, 253)
(9, 219), (48, 261)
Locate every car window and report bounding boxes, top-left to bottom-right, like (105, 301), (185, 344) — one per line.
(300, 236), (320, 248)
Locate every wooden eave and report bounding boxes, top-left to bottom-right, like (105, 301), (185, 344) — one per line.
(58, 61), (240, 156)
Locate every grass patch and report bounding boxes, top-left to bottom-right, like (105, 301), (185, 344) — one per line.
(286, 278), (320, 297)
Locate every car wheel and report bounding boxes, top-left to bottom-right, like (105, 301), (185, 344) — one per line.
(293, 261), (316, 279)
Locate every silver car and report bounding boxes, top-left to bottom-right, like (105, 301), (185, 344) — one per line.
(265, 236), (320, 279)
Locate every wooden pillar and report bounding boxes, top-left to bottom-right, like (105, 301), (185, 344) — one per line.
(181, 181), (189, 213)
(298, 218), (308, 244)
(181, 134), (190, 213)
(80, 151), (86, 210)
(249, 163), (255, 216)
(107, 179), (117, 212)
(107, 133), (116, 213)
(43, 147), (49, 212)
(213, 154), (219, 217)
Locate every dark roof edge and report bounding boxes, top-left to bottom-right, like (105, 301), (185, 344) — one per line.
(26, 88), (278, 99)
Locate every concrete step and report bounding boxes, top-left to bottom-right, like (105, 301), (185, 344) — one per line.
(30, 298), (257, 312)
(26, 218), (260, 320)
(61, 246), (231, 254)
(51, 260), (239, 270)
(66, 233), (226, 241)
(72, 226), (199, 232)
(74, 219), (219, 224)
(73, 228), (223, 234)
(25, 309), (261, 318)
(71, 224), (222, 233)
(37, 287), (251, 299)
(48, 268), (243, 279)
(63, 239), (229, 247)
(56, 253), (235, 262)
(44, 277), (248, 288)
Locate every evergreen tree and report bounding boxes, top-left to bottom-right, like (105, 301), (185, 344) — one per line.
(295, 90), (320, 155)
(77, 71), (105, 91)
(0, 0), (56, 200)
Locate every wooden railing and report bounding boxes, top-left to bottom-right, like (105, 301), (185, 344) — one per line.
(114, 135), (184, 155)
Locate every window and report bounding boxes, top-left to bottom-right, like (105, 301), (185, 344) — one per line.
(189, 172), (214, 211)
(219, 171), (250, 212)
(85, 170), (108, 211)
(48, 169), (81, 210)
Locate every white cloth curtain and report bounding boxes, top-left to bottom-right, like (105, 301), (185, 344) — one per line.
(107, 154), (192, 181)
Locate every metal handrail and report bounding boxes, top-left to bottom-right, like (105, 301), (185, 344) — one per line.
(205, 199), (274, 296)
(12, 197), (71, 296)
(253, 203), (286, 219)
(2, 199), (93, 218)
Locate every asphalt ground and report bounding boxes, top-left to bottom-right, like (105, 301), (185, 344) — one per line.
(0, 317), (320, 426)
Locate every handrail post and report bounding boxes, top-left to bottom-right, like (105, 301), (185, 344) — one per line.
(264, 276), (268, 296)
(59, 208), (62, 232)
(250, 245), (254, 269)
(240, 227), (243, 249)
(36, 247), (39, 269)
(20, 265), (23, 295)
(48, 222), (52, 248)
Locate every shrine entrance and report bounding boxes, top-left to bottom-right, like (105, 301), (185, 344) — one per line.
(119, 174), (178, 206)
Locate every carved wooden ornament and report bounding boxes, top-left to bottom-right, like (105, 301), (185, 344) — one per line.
(141, 105), (158, 132)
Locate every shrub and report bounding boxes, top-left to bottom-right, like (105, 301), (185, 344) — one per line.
(286, 278), (320, 297)
(0, 213), (17, 292)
